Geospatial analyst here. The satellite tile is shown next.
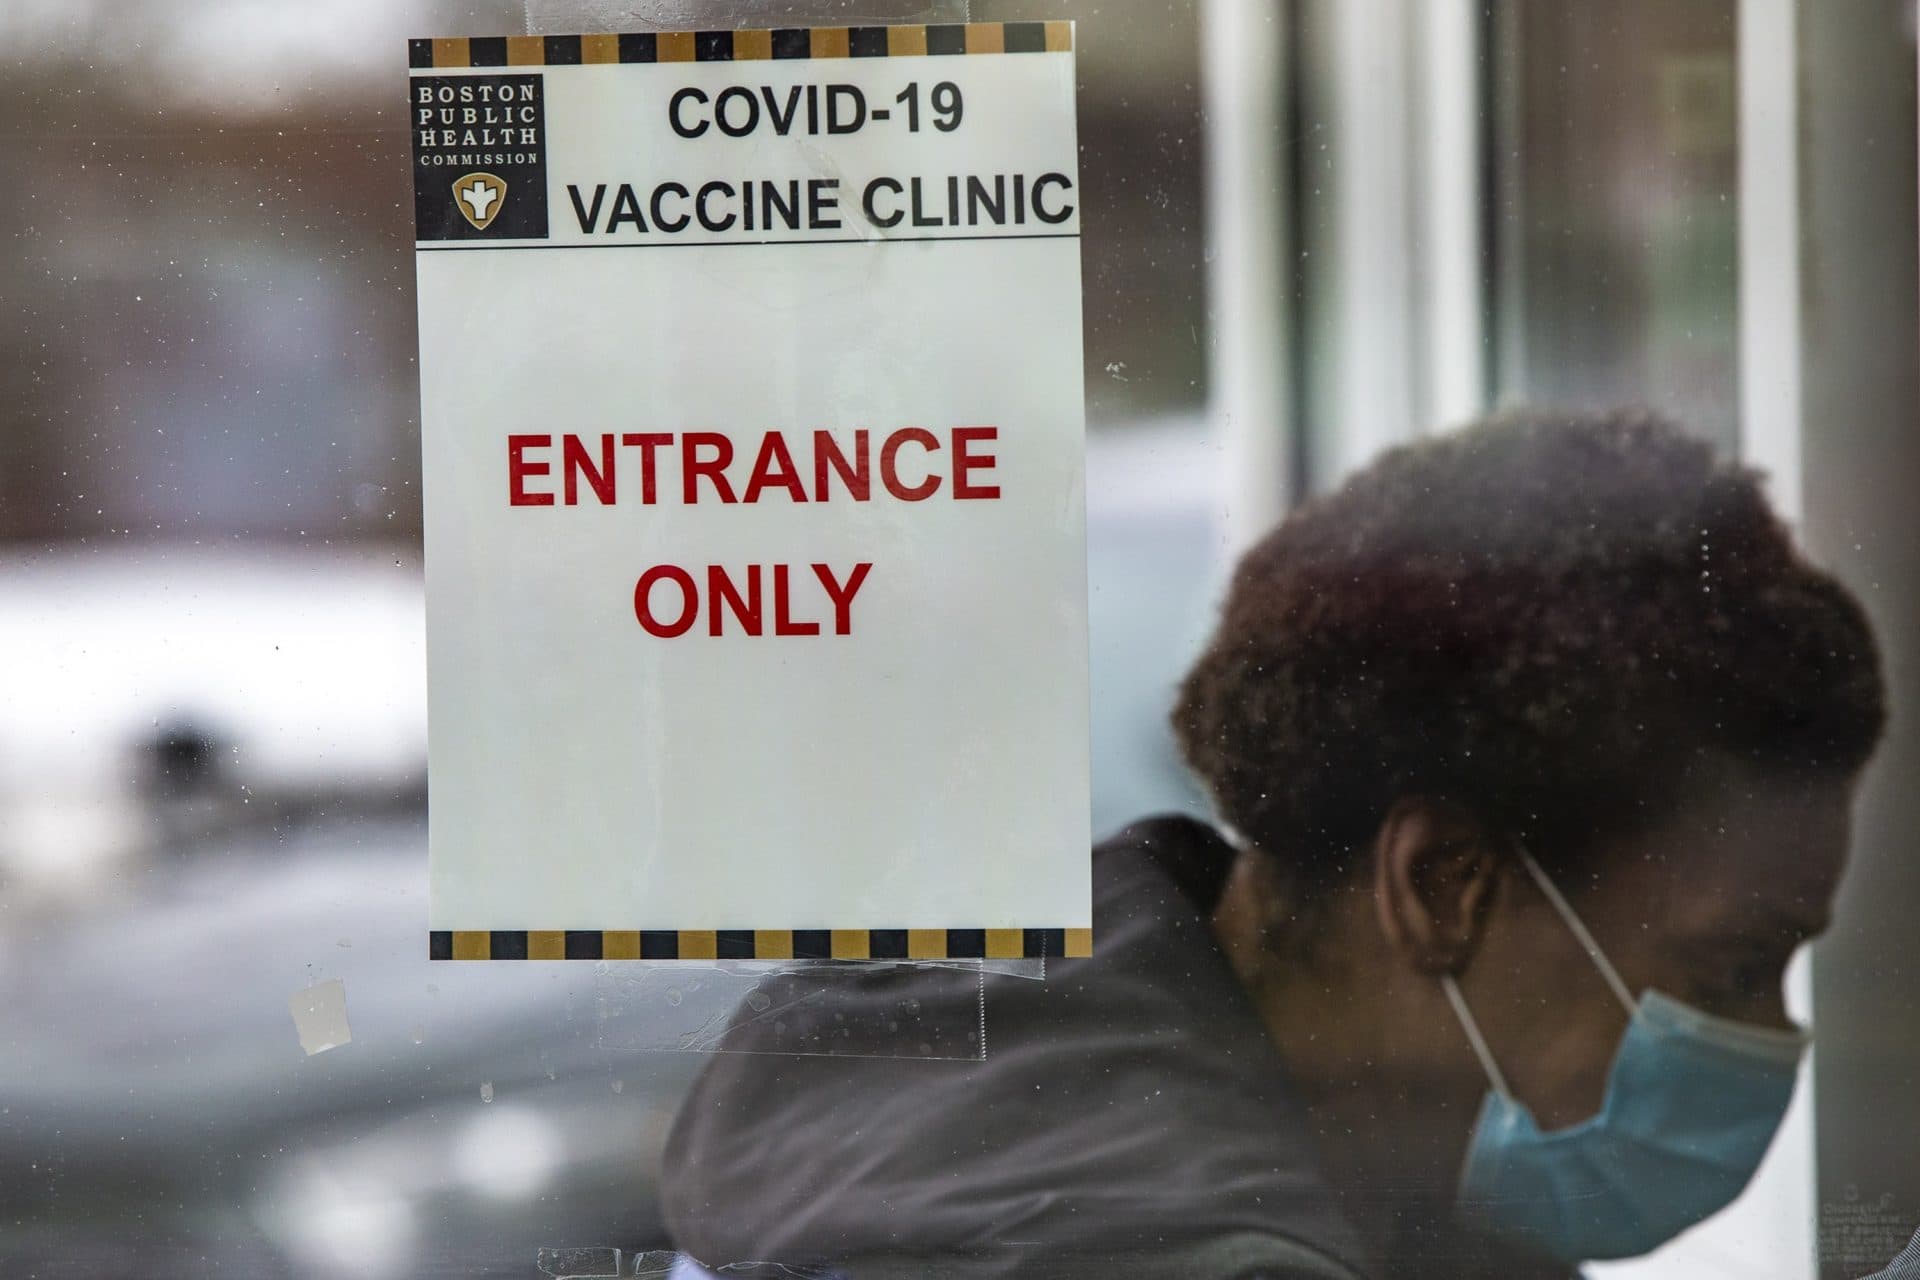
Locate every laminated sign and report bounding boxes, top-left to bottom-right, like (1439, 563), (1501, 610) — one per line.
(410, 24), (1091, 962)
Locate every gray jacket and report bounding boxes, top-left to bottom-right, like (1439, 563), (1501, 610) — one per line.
(661, 816), (1372, 1279)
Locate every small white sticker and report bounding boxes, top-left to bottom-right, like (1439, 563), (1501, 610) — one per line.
(288, 979), (352, 1057)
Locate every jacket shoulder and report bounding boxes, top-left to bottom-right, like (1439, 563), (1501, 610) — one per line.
(1095, 812), (1240, 915)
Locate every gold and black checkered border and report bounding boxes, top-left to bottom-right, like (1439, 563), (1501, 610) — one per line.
(429, 926), (1092, 961)
(408, 23), (1072, 70)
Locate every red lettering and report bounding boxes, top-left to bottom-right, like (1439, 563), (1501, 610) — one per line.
(813, 562), (872, 635)
(621, 432), (671, 504)
(634, 564), (698, 637)
(880, 428), (941, 501)
(708, 563), (762, 635)
(682, 432), (738, 504)
(813, 429), (870, 501)
(521, 429), (994, 508)
(952, 427), (1000, 499)
(743, 432), (809, 504)
(508, 434), (553, 506)
(563, 433), (616, 505)
(773, 563), (821, 635)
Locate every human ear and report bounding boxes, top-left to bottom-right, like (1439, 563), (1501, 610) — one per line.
(1371, 796), (1504, 974)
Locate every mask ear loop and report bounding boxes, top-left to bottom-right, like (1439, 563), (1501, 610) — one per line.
(1441, 973), (1514, 1100)
(1440, 845), (1640, 1100)
(1516, 848), (1638, 1016)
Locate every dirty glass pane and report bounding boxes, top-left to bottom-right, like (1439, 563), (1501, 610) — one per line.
(1488, 0), (1741, 452)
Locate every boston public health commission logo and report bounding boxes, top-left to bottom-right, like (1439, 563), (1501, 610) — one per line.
(453, 172), (508, 230)
(411, 73), (548, 241)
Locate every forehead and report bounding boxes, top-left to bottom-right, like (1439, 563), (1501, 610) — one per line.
(1588, 760), (1853, 940)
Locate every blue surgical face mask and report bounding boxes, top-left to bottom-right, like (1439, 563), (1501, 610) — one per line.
(1443, 850), (1810, 1264)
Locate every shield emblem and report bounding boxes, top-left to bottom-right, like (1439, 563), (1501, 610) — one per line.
(452, 172), (508, 231)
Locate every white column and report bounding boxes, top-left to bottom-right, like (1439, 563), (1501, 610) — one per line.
(1202, 0), (1293, 557)
(1725, 0), (1818, 1272)
(1413, 0), (1485, 432)
(1738, 0), (1804, 524)
(1322, 0), (1485, 471)
(1327, 0), (1417, 481)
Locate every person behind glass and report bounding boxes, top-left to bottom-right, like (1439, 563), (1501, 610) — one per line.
(663, 410), (1887, 1280)
(1172, 409), (1888, 1275)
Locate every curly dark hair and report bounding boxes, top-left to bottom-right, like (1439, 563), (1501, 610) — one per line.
(1172, 408), (1886, 893)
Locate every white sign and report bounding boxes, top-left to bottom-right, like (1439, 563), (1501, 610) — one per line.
(411, 24), (1090, 961)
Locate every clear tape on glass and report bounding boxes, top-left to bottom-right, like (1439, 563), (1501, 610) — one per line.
(539, 1249), (842, 1278)
(525, 0), (970, 33)
(593, 958), (1035, 1060)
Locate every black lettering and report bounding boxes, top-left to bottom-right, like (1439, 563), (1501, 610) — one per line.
(697, 181), (737, 232)
(761, 180), (800, 230)
(669, 87), (709, 138)
(761, 84), (803, 134)
(652, 182), (691, 232)
(808, 179), (842, 230)
(568, 183), (607, 232)
(825, 84), (866, 134)
(862, 177), (904, 228)
(1032, 173), (1074, 224)
(910, 177), (941, 228)
(965, 175), (1005, 226)
(607, 184), (647, 232)
(714, 86), (758, 137)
